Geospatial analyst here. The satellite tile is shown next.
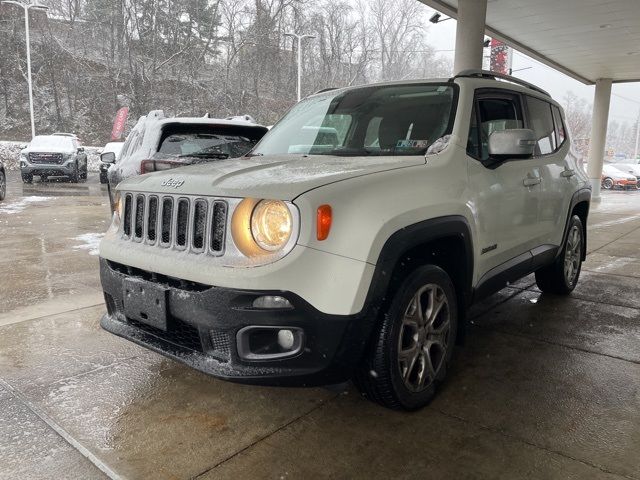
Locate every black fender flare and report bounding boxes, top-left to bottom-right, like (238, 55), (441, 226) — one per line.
(560, 188), (591, 261)
(362, 215), (475, 315)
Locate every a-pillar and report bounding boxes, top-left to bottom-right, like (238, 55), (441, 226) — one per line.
(453, 0), (488, 74)
(586, 78), (613, 202)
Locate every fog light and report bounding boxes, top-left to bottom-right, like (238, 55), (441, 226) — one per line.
(252, 295), (293, 309)
(277, 329), (295, 350)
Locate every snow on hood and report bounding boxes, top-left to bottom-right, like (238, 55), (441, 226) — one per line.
(116, 154), (425, 200)
(21, 145), (76, 154)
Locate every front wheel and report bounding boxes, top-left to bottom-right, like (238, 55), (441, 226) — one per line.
(535, 215), (584, 294)
(355, 265), (458, 410)
(602, 177), (614, 190)
(69, 163), (79, 183)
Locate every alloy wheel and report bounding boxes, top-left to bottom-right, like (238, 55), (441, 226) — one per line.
(397, 284), (451, 392)
(564, 225), (582, 286)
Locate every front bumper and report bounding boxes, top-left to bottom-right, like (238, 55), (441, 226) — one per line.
(99, 258), (376, 386)
(21, 163), (75, 176)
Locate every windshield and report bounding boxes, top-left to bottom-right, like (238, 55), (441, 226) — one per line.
(29, 135), (74, 150)
(253, 83), (456, 157)
(155, 126), (264, 160)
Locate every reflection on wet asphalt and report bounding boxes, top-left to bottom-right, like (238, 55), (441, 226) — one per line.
(0, 170), (639, 479)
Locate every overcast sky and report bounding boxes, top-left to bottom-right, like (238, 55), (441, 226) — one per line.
(421, 6), (640, 125)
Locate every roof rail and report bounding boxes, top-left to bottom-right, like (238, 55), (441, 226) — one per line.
(452, 69), (550, 97)
(314, 87), (338, 95)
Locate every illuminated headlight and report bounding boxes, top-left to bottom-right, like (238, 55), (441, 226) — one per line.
(231, 198), (297, 257)
(251, 200), (292, 251)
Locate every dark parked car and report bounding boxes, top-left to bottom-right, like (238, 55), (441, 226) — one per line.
(102, 111), (268, 209)
(19, 135), (88, 183)
(0, 160), (5, 201)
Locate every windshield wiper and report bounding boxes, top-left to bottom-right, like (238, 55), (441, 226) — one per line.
(178, 152), (229, 159)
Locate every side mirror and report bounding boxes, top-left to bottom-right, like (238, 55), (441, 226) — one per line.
(488, 129), (536, 160)
(77, 147), (85, 153)
(101, 151), (116, 164)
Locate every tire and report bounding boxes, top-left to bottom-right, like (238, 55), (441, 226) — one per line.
(99, 172), (108, 184)
(81, 163), (88, 182)
(535, 215), (584, 294)
(0, 170), (5, 201)
(22, 173), (33, 184)
(354, 265), (458, 410)
(69, 163), (79, 183)
(602, 177), (614, 190)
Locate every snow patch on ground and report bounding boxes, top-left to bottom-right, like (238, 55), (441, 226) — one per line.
(71, 232), (104, 256)
(0, 196), (52, 215)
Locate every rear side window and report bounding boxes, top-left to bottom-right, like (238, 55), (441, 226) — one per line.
(527, 96), (557, 155)
(552, 105), (567, 146)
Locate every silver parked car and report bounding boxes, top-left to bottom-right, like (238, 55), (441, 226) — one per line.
(19, 135), (88, 183)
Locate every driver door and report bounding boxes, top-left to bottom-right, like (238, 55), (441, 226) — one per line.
(467, 90), (543, 281)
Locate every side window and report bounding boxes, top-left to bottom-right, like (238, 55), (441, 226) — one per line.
(552, 105), (567, 146)
(474, 95), (524, 160)
(119, 130), (138, 163)
(527, 96), (557, 155)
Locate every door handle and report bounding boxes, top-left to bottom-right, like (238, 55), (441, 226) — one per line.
(523, 177), (541, 187)
(561, 169), (575, 178)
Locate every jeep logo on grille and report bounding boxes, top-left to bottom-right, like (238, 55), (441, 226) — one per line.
(161, 178), (185, 189)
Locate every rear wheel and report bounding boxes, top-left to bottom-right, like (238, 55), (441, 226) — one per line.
(21, 173), (33, 184)
(602, 177), (614, 190)
(99, 172), (108, 184)
(355, 265), (458, 410)
(0, 170), (6, 200)
(535, 215), (583, 294)
(80, 163), (88, 182)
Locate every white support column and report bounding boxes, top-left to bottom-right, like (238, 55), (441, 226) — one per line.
(586, 78), (613, 202)
(453, 0), (488, 74)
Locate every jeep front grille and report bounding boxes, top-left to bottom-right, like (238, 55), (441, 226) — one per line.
(122, 193), (227, 255)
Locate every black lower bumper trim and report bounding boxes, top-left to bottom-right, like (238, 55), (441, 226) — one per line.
(100, 258), (376, 386)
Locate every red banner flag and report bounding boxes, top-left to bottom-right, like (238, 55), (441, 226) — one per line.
(110, 107), (129, 141)
(490, 39), (510, 75)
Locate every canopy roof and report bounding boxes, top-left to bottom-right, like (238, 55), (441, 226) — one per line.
(420, 0), (640, 84)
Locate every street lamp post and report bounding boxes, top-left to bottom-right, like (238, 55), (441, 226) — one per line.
(1, 0), (48, 140)
(284, 32), (315, 102)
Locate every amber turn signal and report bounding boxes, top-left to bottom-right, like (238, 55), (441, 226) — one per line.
(317, 204), (332, 241)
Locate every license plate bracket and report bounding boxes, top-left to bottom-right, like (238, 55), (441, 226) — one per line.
(123, 278), (168, 331)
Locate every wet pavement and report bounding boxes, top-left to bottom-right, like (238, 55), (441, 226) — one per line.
(0, 170), (639, 479)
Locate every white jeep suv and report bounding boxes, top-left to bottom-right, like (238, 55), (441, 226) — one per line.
(99, 71), (590, 410)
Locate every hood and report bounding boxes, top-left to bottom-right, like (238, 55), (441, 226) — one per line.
(22, 146), (74, 155)
(117, 154), (425, 200)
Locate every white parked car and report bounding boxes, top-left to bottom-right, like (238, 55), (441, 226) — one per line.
(601, 164), (638, 190)
(102, 111), (268, 210)
(99, 142), (124, 184)
(99, 71), (591, 410)
(19, 135), (87, 183)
